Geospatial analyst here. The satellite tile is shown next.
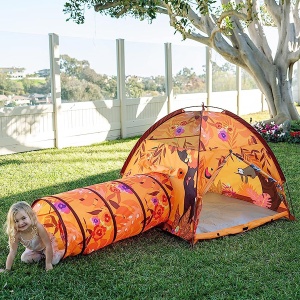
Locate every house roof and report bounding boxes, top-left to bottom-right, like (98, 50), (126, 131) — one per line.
(12, 95), (31, 101)
(0, 95), (8, 100)
(30, 93), (47, 98)
(0, 67), (25, 73)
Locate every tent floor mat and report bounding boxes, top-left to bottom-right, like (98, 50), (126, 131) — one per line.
(196, 192), (278, 234)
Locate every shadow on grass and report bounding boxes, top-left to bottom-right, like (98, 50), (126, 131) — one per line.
(0, 169), (120, 217)
(0, 168), (123, 266)
(0, 137), (139, 169)
(0, 159), (27, 167)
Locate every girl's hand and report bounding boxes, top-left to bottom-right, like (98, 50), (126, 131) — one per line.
(45, 263), (53, 271)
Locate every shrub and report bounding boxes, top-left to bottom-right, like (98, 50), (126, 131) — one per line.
(253, 120), (300, 143)
(252, 121), (288, 142)
(288, 131), (300, 143)
(290, 120), (300, 131)
(288, 120), (300, 143)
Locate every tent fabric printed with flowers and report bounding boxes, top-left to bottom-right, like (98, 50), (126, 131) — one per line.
(32, 172), (174, 259)
(121, 106), (294, 244)
(32, 106), (294, 258)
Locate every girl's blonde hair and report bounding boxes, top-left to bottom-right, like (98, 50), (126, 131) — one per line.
(5, 201), (38, 245)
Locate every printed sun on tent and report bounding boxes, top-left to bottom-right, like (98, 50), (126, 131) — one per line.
(32, 106), (294, 259)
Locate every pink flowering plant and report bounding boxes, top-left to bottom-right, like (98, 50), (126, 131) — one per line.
(252, 121), (288, 142)
(253, 119), (300, 143)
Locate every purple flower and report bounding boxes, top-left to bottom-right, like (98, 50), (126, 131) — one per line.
(91, 217), (100, 225)
(118, 184), (133, 193)
(54, 202), (70, 214)
(151, 197), (159, 206)
(218, 129), (228, 141)
(175, 126), (185, 136)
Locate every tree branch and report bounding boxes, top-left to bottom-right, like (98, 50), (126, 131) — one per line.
(94, 1), (120, 12)
(216, 10), (248, 28)
(247, 0), (273, 63)
(264, 0), (281, 26)
(292, 0), (300, 47)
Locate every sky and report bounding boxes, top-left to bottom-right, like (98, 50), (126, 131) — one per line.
(1, 1), (186, 42)
(0, 0), (277, 77)
(0, 0), (218, 76)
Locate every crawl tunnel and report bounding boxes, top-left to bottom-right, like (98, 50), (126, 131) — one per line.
(31, 172), (173, 259)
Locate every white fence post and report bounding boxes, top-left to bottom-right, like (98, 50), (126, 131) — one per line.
(49, 33), (62, 149)
(236, 66), (241, 115)
(206, 47), (212, 107)
(117, 39), (127, 138)
(165, 43), (173, 113)
(297, 61), (300, 105)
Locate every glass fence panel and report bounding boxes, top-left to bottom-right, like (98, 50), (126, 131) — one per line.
(59, 36), (117, 102)
(241, 68), (258, 90)
(0, 32), (50, 107)
(211, 50), (259, 91)
(172, 43), (206, 96)
(211, 50), (236, 92)
(124, 41), (165, 98)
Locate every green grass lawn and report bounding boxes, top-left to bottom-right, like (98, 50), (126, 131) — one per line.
(240, 104), (300, 123)
(0, 127), (299, 299)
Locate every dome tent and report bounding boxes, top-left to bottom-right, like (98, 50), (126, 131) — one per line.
(121, 106), (294, 244)
(32, 106), (294, 258)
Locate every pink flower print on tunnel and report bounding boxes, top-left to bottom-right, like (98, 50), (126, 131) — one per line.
(151, 197), (159, 206)
(54, 202), (70, 214)
(91, 217), (100, 226)
(118, 184), (133, 193)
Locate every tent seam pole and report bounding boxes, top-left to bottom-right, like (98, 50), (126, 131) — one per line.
(193, 107), (205, 246)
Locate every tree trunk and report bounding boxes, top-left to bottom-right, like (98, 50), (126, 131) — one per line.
(214, 14), (300, 124)
(254, 61), (300, 124)
(74, 0), (300, 124)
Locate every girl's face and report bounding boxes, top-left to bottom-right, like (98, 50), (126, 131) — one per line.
(14, 209), (32, 232)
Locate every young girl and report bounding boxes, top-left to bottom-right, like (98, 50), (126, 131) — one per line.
(0, 201), (63, 272)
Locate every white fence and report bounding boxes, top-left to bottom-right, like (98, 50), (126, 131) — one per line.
(0, 34), (268, 156)
(0, 90), (265, 155)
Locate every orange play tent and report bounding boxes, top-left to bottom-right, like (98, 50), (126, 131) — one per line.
(32, 106), (294, 258)
(121, 106), (294, 243)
